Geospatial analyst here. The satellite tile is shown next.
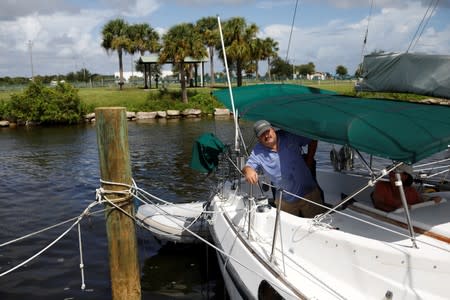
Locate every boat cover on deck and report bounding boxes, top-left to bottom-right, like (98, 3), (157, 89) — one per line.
(213, 84), (450, 164)
(358, 52), (450, 99)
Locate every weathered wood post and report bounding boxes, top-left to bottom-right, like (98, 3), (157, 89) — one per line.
(95, 107), (141, 300)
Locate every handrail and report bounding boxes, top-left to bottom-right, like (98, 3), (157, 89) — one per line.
(395, 170), (418, 248)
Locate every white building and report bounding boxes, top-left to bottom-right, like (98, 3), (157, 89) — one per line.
(114, 71), (144, 82)
(307, 72), (327, 80)
(114, 70), (174, 82)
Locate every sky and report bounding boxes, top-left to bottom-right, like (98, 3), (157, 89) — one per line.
(0, 0), (449, 77)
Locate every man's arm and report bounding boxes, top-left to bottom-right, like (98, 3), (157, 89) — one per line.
(304, 140), (318, 169)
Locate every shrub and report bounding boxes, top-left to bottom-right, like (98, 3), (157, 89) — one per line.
(189, 92), (223, 114)
(142, 88), (223, 114)
(8, 81), (86, 124)
(0, 100), (9, 120)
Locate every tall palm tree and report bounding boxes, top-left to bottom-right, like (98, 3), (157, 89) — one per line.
(159, 23), (207, 103)
(261, 37), (279, 81)
(101, 18), (130, 90)
(196, 17), (219, 86)
(218, 17), (258, 87)
(127, 23), (161, 88)
(249, 37), (265, 80)
(127, 23), (160, 56)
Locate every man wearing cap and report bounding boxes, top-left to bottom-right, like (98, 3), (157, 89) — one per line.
(242, 120), (325, 218)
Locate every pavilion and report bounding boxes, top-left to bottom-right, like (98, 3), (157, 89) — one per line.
(138, 54), (209, 89)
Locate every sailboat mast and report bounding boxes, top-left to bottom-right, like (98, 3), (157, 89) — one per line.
(217, 15), (240, 153)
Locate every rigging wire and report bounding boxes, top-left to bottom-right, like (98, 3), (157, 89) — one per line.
(358, 0), (374, 75)
(285, 0), (300, 62)
(407, 0), (440, 52)
(410, 0), (440, 51)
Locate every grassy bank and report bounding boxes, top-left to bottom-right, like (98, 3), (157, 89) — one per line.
(0, 80), (434, 115)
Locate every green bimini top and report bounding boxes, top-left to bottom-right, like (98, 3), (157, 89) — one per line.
(213, 84), (450, 164)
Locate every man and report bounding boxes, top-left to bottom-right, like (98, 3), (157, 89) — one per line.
(242, 120), (325, 218)
(372, 164), (441, 212)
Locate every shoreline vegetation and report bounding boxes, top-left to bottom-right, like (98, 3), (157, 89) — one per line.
(0, 80), (448, 128)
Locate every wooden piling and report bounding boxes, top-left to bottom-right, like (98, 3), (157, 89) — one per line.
(95, 107), (141, 300)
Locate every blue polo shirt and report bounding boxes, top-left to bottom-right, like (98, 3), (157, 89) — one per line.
(246, 131), (317, 202)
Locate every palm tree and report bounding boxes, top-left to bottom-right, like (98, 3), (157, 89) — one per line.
(127, 23), (160, 88)
(159, 23), (207, 103)
(127, 23), (160, 55)
(261, 37), (279, 81)
(218, 17), (258, 87)
(196, 17), (219, 86)
(249, 38), (265, 80)
(101, 18), (130, 90)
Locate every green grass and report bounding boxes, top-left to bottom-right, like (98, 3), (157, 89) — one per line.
(79, 85), (224, 114)
(298, 80), (430, 101)
(78, 87), (150, 112)
(0, 80), (435, 115)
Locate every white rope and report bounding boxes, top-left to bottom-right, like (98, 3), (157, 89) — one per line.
(77, 222), (86, 290)
(1, 216), (80, 248)
(0, 201), (99, 278)
(96, 180), (301, 298)
(6, 173), (431, 299)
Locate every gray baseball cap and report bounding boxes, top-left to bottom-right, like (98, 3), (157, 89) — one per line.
(253, 120), (272, 137)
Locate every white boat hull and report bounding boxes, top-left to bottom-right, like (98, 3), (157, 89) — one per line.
(209, 170), (450, 299)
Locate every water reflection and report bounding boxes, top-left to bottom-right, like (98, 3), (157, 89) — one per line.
(141, 243), (225, 299)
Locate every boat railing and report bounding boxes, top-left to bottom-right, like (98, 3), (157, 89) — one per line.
(216, 143), (450, 254)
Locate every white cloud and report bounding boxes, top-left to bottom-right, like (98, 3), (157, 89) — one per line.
(173, 0), (251, 4)
(0, 6), (121, 76)
(0, 0), (448, 77)
(260, 1), (450, 74)
(0, 0), (78, 20)
(121, 0), (161, 17)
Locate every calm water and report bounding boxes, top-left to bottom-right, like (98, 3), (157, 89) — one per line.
(0, 118), (237, 300)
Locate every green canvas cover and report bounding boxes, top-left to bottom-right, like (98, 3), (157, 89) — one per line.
(190, 133), (226, 173)
(213, 84), (450, 164)
(359, 52), (450, 99)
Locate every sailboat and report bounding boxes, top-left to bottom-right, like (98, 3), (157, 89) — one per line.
(193, 4), (450, 297)
(205, 83), (450, 299)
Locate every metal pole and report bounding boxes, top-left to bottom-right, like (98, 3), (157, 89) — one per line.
(248, 184), (254, 239)
(270, 190), (283, 263)
(395, 172), (417, 248)
(28, 40), (34, 80)
(96, 107), (141, 300)
(217, 15), (239, 152)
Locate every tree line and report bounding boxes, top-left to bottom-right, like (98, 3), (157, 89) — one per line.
(101, 16), (280, 103)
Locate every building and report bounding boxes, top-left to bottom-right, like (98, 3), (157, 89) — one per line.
(114, 71), (144, 82)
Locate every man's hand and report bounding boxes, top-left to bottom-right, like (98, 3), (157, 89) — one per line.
(242, 166), (258, 184)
